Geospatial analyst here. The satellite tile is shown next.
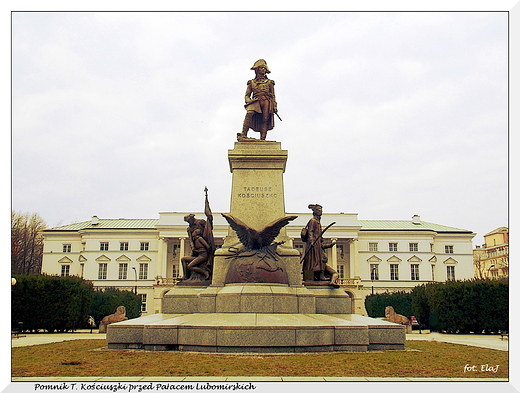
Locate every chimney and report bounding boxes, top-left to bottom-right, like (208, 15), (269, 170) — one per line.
(412, 215), (421, 225)
(91, 216), (100, 225)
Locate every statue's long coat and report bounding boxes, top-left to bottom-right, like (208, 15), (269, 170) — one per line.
(302, 217), (327, 273)
(244, 78), (276, 132)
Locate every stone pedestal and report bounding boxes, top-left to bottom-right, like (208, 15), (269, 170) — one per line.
(224, 141), (290, 248)
(212, 141), (303, 288)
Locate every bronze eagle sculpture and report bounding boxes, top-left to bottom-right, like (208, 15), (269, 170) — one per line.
(221, 213), (297, 250)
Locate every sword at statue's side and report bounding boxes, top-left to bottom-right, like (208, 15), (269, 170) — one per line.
(299, 221), (336, 264)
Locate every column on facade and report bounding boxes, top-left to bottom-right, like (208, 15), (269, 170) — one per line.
(179, 237), (186, 278)
(350, 238), (360, 279)
(159, 238), (168, 280)
(330, 238), (338, 271)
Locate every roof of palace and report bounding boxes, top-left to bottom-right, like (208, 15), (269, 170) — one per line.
(358, 220), (472, 233)
(45, 218), (160, 231)
(45, 216), (472, 234)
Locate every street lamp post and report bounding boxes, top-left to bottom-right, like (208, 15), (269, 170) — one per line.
(487, 264), (495, 279)
(132, 267), (137, 294)
(371, 267), (376, 295)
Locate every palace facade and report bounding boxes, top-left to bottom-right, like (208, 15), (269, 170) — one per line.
(41, 212), (475, 316)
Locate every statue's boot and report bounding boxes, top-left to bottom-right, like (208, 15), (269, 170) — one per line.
(241, 112), (254, 137)
(260, 123), (268, 140)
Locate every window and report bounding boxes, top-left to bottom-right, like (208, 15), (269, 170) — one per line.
(337, 244), (344, 259)
(118, 263), (128, 280)
(389, 243), (398, 252)
(409, 243), (418, 252)
(63, 244), (71, 253)
(61, 265), (70, 277)
(172, 244), (180, 254)
(120, 242), (129, 251)
(98, 263), (107, 280)
(411, 264), (420, 281)
(80, 264), (85, 278)
(390, 264), (399, 280)
(446, 265), (455, 281)
(139, 263), (148, 280)
(100, 242), (109, 251)
(294, 244), (304, 255)
(338, 265), (345, 279)
(445, 245), (454, 254)
(140, 294), (147, 313)
(430, 243), (434, 253)
(172, 265), (179, 278)
(369, 243), (378, 252)
(140, 242), (149, 251)
(370, 264), (379, 280)
(431, 265), (435, 281)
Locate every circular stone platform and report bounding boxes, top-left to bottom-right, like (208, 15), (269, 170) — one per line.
(106, 313), (405, 353)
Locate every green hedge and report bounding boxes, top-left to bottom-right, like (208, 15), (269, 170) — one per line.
(11, 274), (93, 332)
(89, 287), (142, 327)
(11, 275), (142, 332)
(411, 279), (508, 333)
(365, 280), (508, 333)
(365, 291), (412, 318)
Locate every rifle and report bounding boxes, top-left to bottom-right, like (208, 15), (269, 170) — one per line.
(299, 221), (336, 264)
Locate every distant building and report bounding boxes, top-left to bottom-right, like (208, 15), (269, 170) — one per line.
(473, 227), (509, 279)
(41, 213), (476, 316)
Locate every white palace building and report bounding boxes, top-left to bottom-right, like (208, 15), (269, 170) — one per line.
(41, 212), (476, 316)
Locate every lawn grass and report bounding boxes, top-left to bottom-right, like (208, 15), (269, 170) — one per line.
(12, 339), (508, 379)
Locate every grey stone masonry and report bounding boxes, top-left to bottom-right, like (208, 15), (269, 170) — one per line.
(107, 312), (405, 352)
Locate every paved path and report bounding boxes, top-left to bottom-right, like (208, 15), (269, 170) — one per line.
(11, 330), (104, 348)
(406, 331), (509, 351)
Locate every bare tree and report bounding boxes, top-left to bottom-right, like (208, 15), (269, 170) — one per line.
(11, 211), (47, 275)
(473, 251), (487, 280)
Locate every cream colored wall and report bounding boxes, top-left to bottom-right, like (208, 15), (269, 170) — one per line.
(357, 231), (475, 289)
(41, 214), (476, 314)
(42, 229), (160, 315)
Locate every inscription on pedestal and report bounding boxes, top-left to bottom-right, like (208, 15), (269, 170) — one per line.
(238, 186), (278, 199)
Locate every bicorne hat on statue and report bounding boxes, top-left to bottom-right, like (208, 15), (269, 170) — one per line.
(251, 59), (271, 73)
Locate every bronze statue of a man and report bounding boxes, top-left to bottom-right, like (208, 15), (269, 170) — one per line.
(238, 59), (278, 141)
(301, 204), (340, 286)
(180, 189), (215, 282)
(181, 214), (211, 280)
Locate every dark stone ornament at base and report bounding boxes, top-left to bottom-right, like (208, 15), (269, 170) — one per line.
(176, 273), (211, 287)
(225, 246), (289, 284)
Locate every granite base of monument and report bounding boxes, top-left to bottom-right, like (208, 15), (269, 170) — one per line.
(107, 285), (405, 353)
(106, 312), (405, 353)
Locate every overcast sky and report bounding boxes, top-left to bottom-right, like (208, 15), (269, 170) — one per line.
(11, 11), (509, 245)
